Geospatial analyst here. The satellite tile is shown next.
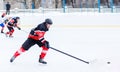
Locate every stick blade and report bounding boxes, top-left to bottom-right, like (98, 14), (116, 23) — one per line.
(89, 59), (98, 64)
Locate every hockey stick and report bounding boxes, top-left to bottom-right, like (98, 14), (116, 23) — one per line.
(50, 47), (89, 64)
(21, 29), (29, 33)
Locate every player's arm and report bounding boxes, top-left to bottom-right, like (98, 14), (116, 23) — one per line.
(15, 20), (21, 30)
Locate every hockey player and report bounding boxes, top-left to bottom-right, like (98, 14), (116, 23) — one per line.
(0, 13), (6, 33)
(10, 18), (53, 64)
(5, 16), (21, 37)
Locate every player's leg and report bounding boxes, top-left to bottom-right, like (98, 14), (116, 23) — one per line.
(9, 29), (14, 37)
(10, 47), (26, 62)
(0, 23), (5, 33)
(10, 38), (36, 62)
(6, 27), (15, 37)
(37, 41), (49, 64)
(8, 10), (10, 15)
(6, 27), (12, 37)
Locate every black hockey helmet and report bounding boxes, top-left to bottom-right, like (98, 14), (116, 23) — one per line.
(16, 16), (20, 19)
(45, 18), (53, 25)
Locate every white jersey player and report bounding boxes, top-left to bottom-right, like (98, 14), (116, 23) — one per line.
(0, 13), (6, 33)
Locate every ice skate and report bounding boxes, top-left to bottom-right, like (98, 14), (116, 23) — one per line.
(10, 56), (16, 62)
(9, 35), (13, 38)
(1, 31), (4, 33)
(39, 58), (47, 64)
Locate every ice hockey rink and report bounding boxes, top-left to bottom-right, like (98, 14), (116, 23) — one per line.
(0, 12), (120, 72)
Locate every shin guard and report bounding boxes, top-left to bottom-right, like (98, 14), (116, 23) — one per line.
(14, 47), (26, 58)
(40, 46), (49, 59)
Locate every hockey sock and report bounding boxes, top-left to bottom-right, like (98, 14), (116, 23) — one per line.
(13, 47), (26, 58)
(40, 46), (49, 59)
(6, 32), (10, 34)
(9, 30), (14, 36)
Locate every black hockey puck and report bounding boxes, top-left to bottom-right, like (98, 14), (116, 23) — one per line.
(107, 62), (110, 64)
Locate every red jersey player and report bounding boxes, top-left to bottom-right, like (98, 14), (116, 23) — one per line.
(5, 16), (21, 37)
(10, 18), (53, 64)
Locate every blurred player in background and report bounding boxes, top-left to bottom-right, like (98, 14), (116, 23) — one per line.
(6, 2), (11, 15)
(0, 13), (7, 33)
(5, 16), (21, 37)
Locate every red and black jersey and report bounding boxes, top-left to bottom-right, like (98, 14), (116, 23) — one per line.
(28, 22), (49, 41)
(7, 17), (20, 27)
(7, 19), (14, 27)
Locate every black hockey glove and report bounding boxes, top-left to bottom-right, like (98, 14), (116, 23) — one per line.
(44, 41), (50, 48)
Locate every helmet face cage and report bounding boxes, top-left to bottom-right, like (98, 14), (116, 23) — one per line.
(45, 18), (53, 25)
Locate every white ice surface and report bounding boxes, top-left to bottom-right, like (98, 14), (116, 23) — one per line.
(0, 27), (120, 72)
(0, 12), (120, 72)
